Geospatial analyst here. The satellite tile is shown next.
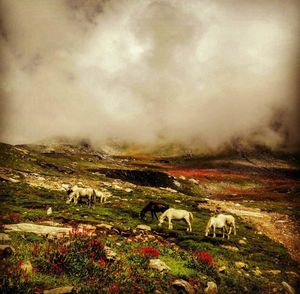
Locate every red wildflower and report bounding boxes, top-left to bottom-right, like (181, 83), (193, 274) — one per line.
(109, 282), (119, 293)
(98, 258), (106, 267)
(18, 260), (23, 269)
(138, 246), (160, 258)
(193, 251), (214, 267)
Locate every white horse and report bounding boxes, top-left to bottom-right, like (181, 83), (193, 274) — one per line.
(205, 214), (236, 239)
(158, 208), (193, 232)
(66, 185), (95, 206)
(94, 189), (111, 203)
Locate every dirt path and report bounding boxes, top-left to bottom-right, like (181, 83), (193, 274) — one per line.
(199, 200), (300, 264)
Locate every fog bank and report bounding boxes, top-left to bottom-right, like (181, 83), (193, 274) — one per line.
(1, 0), (300, 152)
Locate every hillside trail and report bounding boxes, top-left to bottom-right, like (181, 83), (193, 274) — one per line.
(199, 199), (300, 264)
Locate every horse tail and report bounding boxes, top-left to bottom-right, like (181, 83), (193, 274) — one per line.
(189, 212), (194, 222)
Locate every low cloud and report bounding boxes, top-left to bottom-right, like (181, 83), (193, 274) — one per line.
(0, 0), (299, 152)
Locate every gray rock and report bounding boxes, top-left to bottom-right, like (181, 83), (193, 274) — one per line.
(104, 246), (119, 261)
(172, 279), (195, 294)
(149, 259), (170, 272)
(137, 224), (151, 231)
(173, 180), (181, 187)
(204, 281), (218, 294)
(235, 261), (248, 270)
(282, 282), (295, 294)
(221, 245), (239, 252)
(97, 223), (113, 230)
(43, 286), (74, 294)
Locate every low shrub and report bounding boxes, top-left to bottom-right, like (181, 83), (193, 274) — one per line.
(188, 251), (220, 283)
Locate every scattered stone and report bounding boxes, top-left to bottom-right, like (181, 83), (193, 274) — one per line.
(217, 266), (226, 273)
(47, 207), (53, 216)
(173, 180), (181, 187)
(172, 279), (195, 294)
(175, 200), (181, 203)
(204, 281), (218, 294)
(266, 270), (281, 275)
(20, 260), (33, 275)
(188, 178), (198, 185)
(113, 185), (122, 190)
(235, 262), (248, 270)
(149, 259), (170, 272)
(0, 245), (15, 257)
(252, 267), (262, 276)
(286, 271), (299, 278)
(179, 176), (186, 180)
(104, 246), (119, 261)
(220, 245), (239, 252)
(125, 188), (133, 193)
(238, 239), (247, 245)
(43, 286), (74, 294)
(0, 233), (11, 242)
(97, 224), (113, 230)
(165, 188), (177, 193)
(281, 281), (295, 294)
(137, 224), (151, 231)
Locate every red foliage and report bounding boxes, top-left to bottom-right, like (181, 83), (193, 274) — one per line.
(138, 247), (160, 259)
(7, 212), (21, 222)
(108, 282), (119, 293)
(193, 251), (214, 267)
(18, 260), (23, 269)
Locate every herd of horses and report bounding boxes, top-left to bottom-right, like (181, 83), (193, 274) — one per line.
(62, 184), (237, 239)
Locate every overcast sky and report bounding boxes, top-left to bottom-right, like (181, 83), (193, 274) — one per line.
(0, 0), (299, 152)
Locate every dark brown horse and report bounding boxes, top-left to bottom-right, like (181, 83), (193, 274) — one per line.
(140, 201), (169, 220)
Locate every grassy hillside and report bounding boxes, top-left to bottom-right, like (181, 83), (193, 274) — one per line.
(0, 142), (299, 293)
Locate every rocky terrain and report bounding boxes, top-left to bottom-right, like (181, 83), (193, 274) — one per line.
(0, 142), (299, 293)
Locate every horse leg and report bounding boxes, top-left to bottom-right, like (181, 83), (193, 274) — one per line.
(154, 211), (159, 220)
(213, 225), (216, 238)
(151, 210), (155, 220)
(184, 217), (192, 232)
(168, 218), (173, 230)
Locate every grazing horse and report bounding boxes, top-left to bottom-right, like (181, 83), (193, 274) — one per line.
(205, 214), (236, 239)
(66, 185), (95, 207)
(158, 208), (193, 232)
(94, 189), (111, 203)
(140, 201), (169, 220)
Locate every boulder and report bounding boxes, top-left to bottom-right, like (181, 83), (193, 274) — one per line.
(172, 279), (195, 294)
(220, 245), (239, 252)
(204, 281), (218, 294)
(217, 266), (226, 273)
(137, 224), (151, 231)
(282, 282), (295, 294)
(97, 223), (113, 230)
(43, 286), (74, 294)
(266, 270), (281, 275)
(235, 262), (248, 270)
(173, 181), (181, 187)
(149, 259), (170, 272)
(189, 178), (199, 185)
(238, 239), (247, 245)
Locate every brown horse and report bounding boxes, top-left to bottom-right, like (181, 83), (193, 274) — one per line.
(140, 201), (169, 221)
